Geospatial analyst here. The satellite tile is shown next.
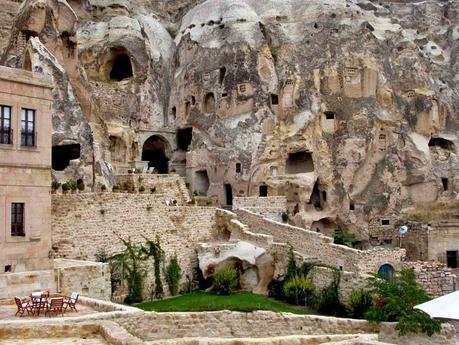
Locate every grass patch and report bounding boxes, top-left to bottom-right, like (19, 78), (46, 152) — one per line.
(135, 291), (310, 314)
(405, 200), (459, 222)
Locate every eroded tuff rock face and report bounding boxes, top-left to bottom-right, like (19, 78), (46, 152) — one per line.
(1, 0), (457, 243)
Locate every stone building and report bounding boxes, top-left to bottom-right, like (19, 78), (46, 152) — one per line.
(0, 65), (53, 272)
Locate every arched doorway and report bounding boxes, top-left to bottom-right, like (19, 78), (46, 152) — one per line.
(141, 135), (170, 174)
(378, 264), (394, 282)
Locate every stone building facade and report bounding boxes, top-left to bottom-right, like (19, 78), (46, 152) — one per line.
(0, 65), (53, 272)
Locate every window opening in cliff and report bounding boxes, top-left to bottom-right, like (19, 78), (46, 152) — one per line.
(204, 92), (216, 113)
(109, 51), (133, 81)
(191, 96), (196, 105)
(378, 264), (394, 281)
(307, 181), (322, 209)
(109, 136), (126, 163)
(4, 265), (11, 273)
(224, 184), (233, 207)
(194, 170), (209, 196)
(52, 144), (81, 171)
(286, 151), (314, 174)
(22, 30), (37, 43)
(219, 67), (226, 85)
(321, 191), (327, 202)
(428, 137), (455, 152)
(171, 107), (177, 120)
(259, 185), (268, 197)
(222, 92), (228, 98)
(235, 163), (241, 173)
(23, 50), (32, 71)
(271, 94), (279, 105)
(447, 251), (458, 269)
(141, 135), (169, 174)
(441, 178), (449, 191)
(349, 201), (355, 211)
(381, 219), (390, 226)
(177, 128), (192, 151)
(324, 111), (335, 120)
(185, 101), (191, 116)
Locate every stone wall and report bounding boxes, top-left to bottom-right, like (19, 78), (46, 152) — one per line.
(408, 261), (457, 297)
(379, 323), (456, 345)
(0, 270), (55, 301)
(233, 196), (287, 221)
(113, 173), (191, 205)
(235, 209), (405, 274)
(52, 193), (218, 299)
(54, 259), (111, 301)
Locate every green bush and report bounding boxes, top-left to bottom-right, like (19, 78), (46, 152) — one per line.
(68, 181), (77, 191)
(316, 279), (347, 316)
(51, 181), (61, 191)
(166, 255), (182, 296)
(281, 212), (289, 223)
(139, 185), (145, 192)
(213, 265), (238, 295)
(365, 268), (441, 336)
(150, 187), (156, 193)
(334, 228), (357, 248)
(282, 275), (315, 305)
(349, 288), (373, 319)
(61, 182), (70, 191)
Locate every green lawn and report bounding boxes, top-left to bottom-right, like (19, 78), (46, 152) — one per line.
(135, 291), (309, 314)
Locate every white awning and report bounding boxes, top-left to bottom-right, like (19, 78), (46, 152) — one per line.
(415, 290), (459, 320)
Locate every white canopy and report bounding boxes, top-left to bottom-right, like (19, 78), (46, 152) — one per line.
(415, 290), (459, 320)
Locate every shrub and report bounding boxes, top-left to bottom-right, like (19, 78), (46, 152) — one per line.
(112, 185), (120, 191)
(68, 181), (77, 191)
(349, 288), (373, 319)
(213, 265), (238, 295)
(150, 187), (156, 193)
(285, 247), (298, 281)
(365, 268), (441, 336)
(51, 181), (61, 191)
(61, 182), (70, 192)
(166, 254), (182, 296)
(139, 185), (145, 192)
(316, 278), (347, 316)
(334, 228), (357, 248)
(282, 275), (315, 305)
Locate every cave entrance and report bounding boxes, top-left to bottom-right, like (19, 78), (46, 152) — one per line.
(109, 48), (133, 81)
(428, 137), (455, 151)
(204, 92), (216, 113)
(224, 184), (233, 207)
(141, 135), (170, 174)
(307, 180), (322, 209)
(286, 151), (314, 174)
(259, 185), (268, 197)
(52, 144), (81, 171)
(311, 218), (337, 236)
(195, 170), (209, 196)
(177, 128), (192, 151)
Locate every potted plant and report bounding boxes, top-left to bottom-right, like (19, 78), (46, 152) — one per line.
(69, 181), (77, 194)
(61, 182), (70, 194)
(51, 181), (61, 194)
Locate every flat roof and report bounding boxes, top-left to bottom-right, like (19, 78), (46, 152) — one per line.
(0, 65), (53, 89)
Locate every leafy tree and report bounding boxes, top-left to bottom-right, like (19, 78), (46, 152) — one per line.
(365, 268), (441, 336)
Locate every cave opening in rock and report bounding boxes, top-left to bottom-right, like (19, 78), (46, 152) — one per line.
(141, 135), (169, 174)
(259, 185), (268, 197)
(236, 163), (241, 173)
(307, 180), (322, 209)
(204, 92), (216, 113)
(224, 184), (233, 206)
(271, 94), (279, 105)
(428, 137), (455, 151)
(109, 136), (126, 163)
(109, 50), (133, 81)
(311, 218), (337, 236)
(219, 67), (226, 85)
(52, 144), (81, 171)
(177, 127), (192, 151)
(324, 111), (335, 120)
(195, 170), (209, 196)
(286, 151), (314, 174)
(441, 177), (449, 191)
(171, 106), (177, 120)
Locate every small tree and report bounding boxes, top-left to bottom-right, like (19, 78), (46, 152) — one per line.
(282, 275), (315, 305)
(365, 268), (441, 336)
(348, 288), (373, 319)
(334, 228), (357, 248)
(166, 254), (182, 296)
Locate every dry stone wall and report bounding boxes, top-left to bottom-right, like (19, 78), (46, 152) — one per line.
(233, 196), (287, 221)
(52, 193), (218, 299)
(235, 209), (405, 274)
(408, 261), (457, 297)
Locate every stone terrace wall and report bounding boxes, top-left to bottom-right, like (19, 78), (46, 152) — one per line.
(408, 261), (457, 297)
(0, 270), (55, 301)
(52, 193), (218, 299)
(233, 196), (287, 221)
(235, 209), (405, 274)
(114, 173), (191, 204)
(116, 311), (379, 341)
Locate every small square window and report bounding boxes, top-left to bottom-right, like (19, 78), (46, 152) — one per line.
(235, 163), (241, 173)
(4, 265), (11, 273)
(271, 94), (279, 105)
(324, 111), (335, 120)
(381, 219), (390, 226)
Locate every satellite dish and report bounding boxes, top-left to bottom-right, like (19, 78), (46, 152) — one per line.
(399, 225), (408, 234)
